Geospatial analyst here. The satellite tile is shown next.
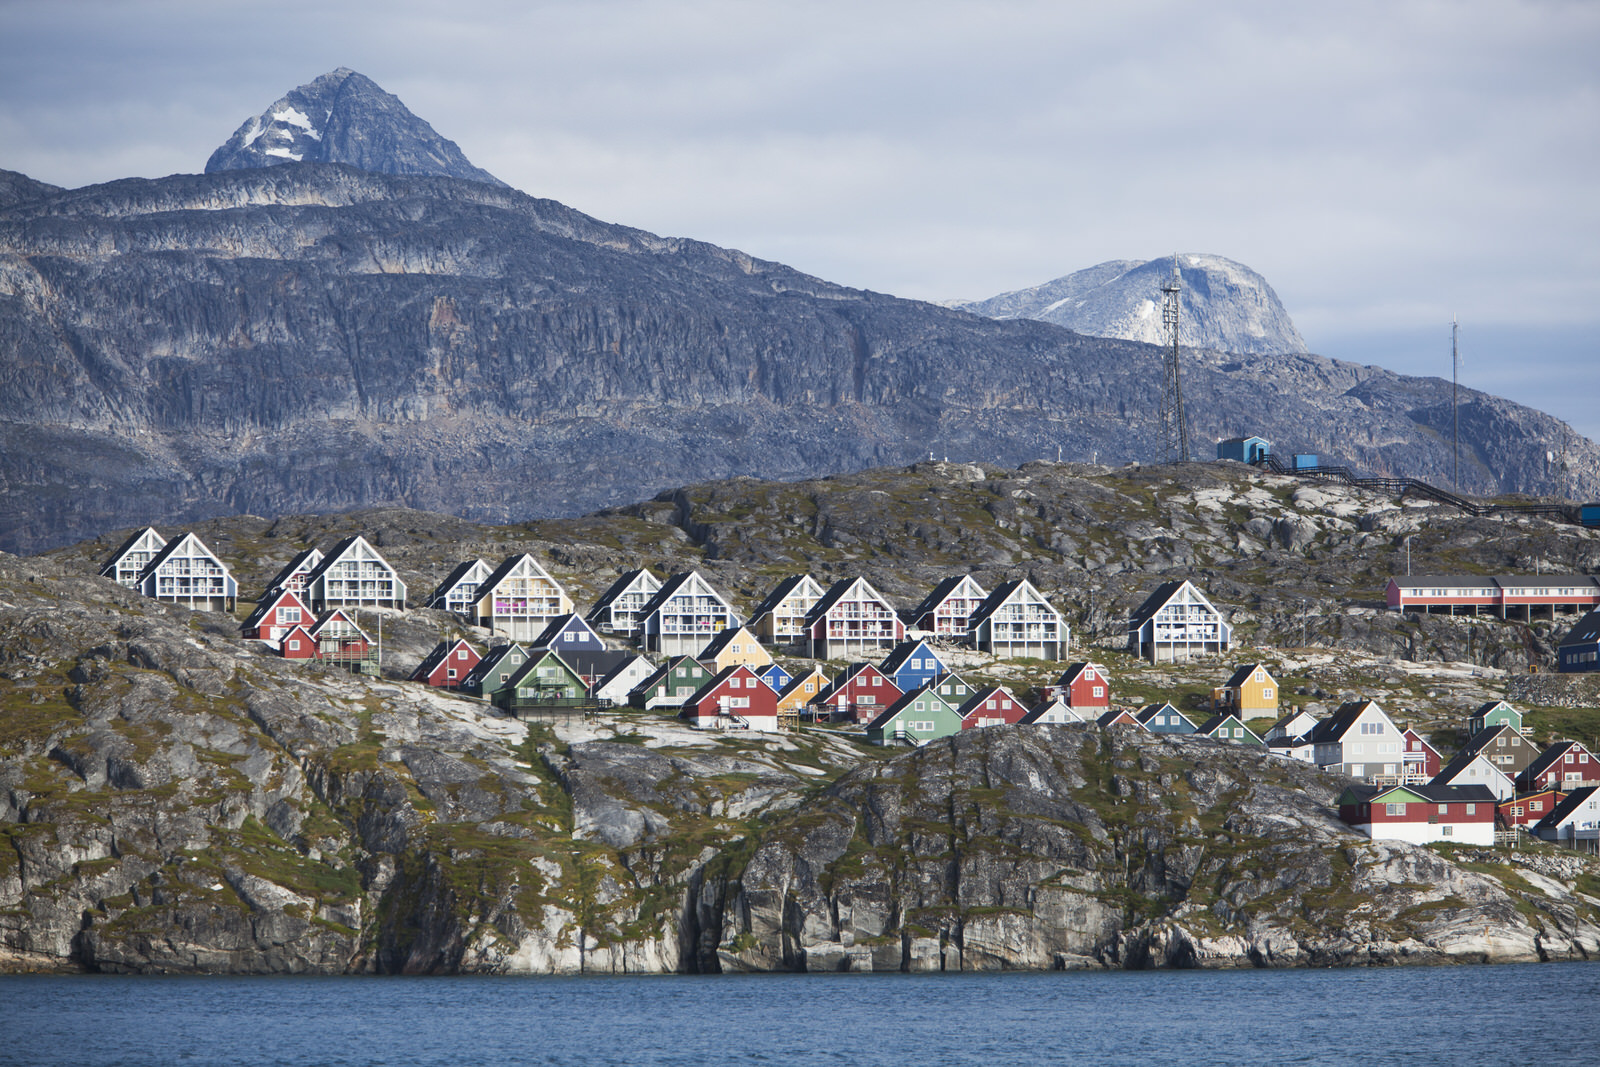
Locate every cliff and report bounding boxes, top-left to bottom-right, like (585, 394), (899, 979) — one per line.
(4, 532), (1599, 975)
(2, 162), (1597, 555)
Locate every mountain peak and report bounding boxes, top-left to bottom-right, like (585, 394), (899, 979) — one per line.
(204, 68), (504, 187)
(958, 254), (1308, 356)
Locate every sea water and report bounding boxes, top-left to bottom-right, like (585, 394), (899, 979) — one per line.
(3, 964), (1598, 1066)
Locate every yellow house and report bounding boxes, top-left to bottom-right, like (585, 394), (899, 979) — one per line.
(776, 665), (831, 726)
(1212, 663), (1279, 715)
(697, 626), (772, 673)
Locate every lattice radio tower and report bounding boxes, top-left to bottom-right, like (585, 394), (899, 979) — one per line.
(1157, 255), (1189, 463)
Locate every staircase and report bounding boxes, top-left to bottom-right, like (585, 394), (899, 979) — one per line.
(1254, 455), (1585, 525)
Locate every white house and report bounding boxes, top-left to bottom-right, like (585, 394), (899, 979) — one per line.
(1307, 700), (1405, 779)
(1127, 580), (1232, 663)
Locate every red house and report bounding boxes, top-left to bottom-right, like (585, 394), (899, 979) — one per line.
(412, 638), (481, 689)
(1096, 708), (1145, 729)
(684, 665), (781, 732)
(1401, 727), (1442, 782)
(242, 588), (312, 647)
(811, 663), (903, 724)
(957, 686), (1028, 729)
(804, 577), (906, 660)
(1499, 788), (1565, 828)
(280, 624), (317, 660)
(1052, 662), (1111, 709)
(1518, 741), (1600, 792)
(307, 609), (373, 660)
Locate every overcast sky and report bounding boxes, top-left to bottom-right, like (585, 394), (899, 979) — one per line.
(3, 0), (1597, 438)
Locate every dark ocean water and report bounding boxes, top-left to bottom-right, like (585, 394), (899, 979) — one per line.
(3, 964), (1598, 1067)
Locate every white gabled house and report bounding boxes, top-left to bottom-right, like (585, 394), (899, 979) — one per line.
(1532, 786), (1600, 848)
(593, 653), (657, 706)
(906, 575), (990, 637)
(100, 527), (167, 589)
(1430, 748), (1516, 801)
(427, 558), (493, 616)
(586, 568), (662, 637)
(805, 577), (904, 660)
(1019, 696), (1091, 725)
(304, 535), (407, 611)
(1127, 580), (1231, 663)
(747, 574), (826, 648)
(967, 578), (1067, 661)
(136, 532), (237, 612)
(472, 553), (573, 642)
(638, 570), (740, 657)
(264, 547), (324, 599)
(1306, 700), (1404, 780)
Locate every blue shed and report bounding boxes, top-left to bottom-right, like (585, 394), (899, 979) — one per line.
(1293, 454), (1319, 470)
(1217, 436), (1271, 464)
(1580, 503), (1600, 528)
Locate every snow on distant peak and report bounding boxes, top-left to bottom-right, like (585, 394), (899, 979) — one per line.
(272, 107), (315, 131)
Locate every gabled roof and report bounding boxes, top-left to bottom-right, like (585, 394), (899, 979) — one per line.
(99, 526), (166, 577)
(1196, 713), (1259, 739)
(309, 609), (371, 642)
(1057, 662), (1105, 687)
(505, 648), (586, 690)
(595, 653), (654, 692)
(1136, 703), (1193, 728)
(1522, 741), (1591, 784)
(587, 567), (660, 615)
(746, 574), (823, 622)
(968, 578), (1060, 629)
(1433, 741), (1516, 787)
(813, 662), (891, 703)
(462, 642), (529, 685)
(906, 575), (988, 623)
(638, 569), (736, 619)
(1306, 700), (1389, 744)
(1532, 786), (1599, 831)
(868, 683), (957, 730)
(634, 655), (710, 695)
(1559, 610), (1600, 648)
(1474, 699), (1518, 718)
(476, 552), (561, 598)
(427, 558), (491, 605)
(1269, 708), (1321, 736)
(698, 625), (765, 662)
(1097, 708), (1143, 727)
(265, 547), (325, 594)
(241, 588), (309, 630)
(957, 685), (1022, 719)
(553, 648), (633, 679)
(138, 531), (230, 581)
(1339, 781), (1499, 807)
(805, 576), (896, 625)
(302, 534), (394, 586)
(1128, 580), (1222, 630)
(1222, 663), (1272, 689)
(1019, 697), (1087, 724)
(529, 612), (603, 650)
(412, 638), (477, 680)
(1451, 722), (1526, 763)
(878, 639), (945, 676)
(685, 663), (763, 706)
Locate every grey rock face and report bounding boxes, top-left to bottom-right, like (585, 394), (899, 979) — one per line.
(205, 68), (504, 186)
(0, 165), (1596, 556)
(958, 254), (1309, 356)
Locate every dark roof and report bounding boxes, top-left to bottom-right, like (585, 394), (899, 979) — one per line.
(1532, 786), (1599, 831)
(956, 686), (1018, 718)
(474, 552), (543, 599)
(697, 625), (759, 661)
(529, 613), (601, 650)
(586, 568), (658, 619)
(1097, 708), (1140, 727)
(1559, 610), (1600, 649)
(461, 642), (528, 686)
(1474, 699), (1518, 718)
(637, 570), (735, 620)
(1128, 581), (1187, 629)
(1521, 741), (1589, 784)
(1306, 701), (1383, 744)
(309, 609), (371, 641)
(553, 648), (632, 679)
(1495, 575), (1598, 590)
(1343, 782), (1499, 806)
(805, 577), (893, 626)
(777, 667), (830, 704)
(684, 663), (758, 706)
(100, 526), (165, 576)
(427, 558), (487, 604)
(300, 535), (365, 587)
(906, 575), (984, 625)
(634, 655), (709, 695)
(504, 648), (584, 690)
(411, 638), (476, 680)
(814, 662), (883, 703)
(967, 579), (1059, 629)
(595, 653), (654, 691)
(1388, 575), (1499, 589)
(1433, 728), (1519, 784)
(745, 575), (817, 624)
(1057, 662), (1095, 686)
(1135, 703), (1188, 727)
(1222, 663), (1268, 689)
(241, 587), (308, 630)
(879, 640), (942, 676)
(1196, 713), (1237, 735)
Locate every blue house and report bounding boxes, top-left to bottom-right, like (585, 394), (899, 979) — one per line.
(530, 613), (607, 655)
(1216, 436), (1271, 464)
(1558, 609), (1600, 673)
(1135, 702), (1195, 734)
(878, 639), (948, 691)
(758, 662), (793, 693)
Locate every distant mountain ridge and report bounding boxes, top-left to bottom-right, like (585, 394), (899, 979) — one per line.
(958, 255), (1309, 356)
(205, 68), (504, 186)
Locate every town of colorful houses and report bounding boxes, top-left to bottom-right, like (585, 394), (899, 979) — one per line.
(99, 526), (1600, 854)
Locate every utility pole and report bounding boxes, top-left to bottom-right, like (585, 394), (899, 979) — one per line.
(1452, 317), (1460, 490)
(1158, 255), (1189, 463)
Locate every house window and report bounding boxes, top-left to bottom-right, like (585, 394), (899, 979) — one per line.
(1441, 825), (1453, 837)
(1233, 728), (1245, 738)
(1512, 806), (1524, 817)
(1497, 736), (1506, 747)
(457, 650), (468, 660)
(1263, 688), (1273, 700)
(447, 669), (456, 679)
(1386, 803), (1405, 815)
(288, 640), (300, 651)
(1438, 804), (1448, 815)
(1093, 686), (1104, 697)
(1465, 804), (1476, 814)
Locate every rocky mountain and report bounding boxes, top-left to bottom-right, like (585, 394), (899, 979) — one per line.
(205, 68), (504, 186)
(2, 164), (1596, 557)
(957, 254), (1310, 356)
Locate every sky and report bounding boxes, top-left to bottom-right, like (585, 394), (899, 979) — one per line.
(2, 0), (1597, 438)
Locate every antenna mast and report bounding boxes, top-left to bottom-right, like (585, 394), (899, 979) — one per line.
(1452, 317), (1459, 490)
(1158, 255), (1189, 463)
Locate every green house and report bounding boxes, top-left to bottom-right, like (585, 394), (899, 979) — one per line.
(1195, 713), (1265, 747)
(497, 650), (589, 716)
(629, 655), (713, 709)
(460, 642), (530, 701)
(1469, 700), (1522, 736)
(930, 671), (977, 707)
(867, 685), (963, 747)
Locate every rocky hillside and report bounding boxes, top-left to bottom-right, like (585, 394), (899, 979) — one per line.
(2, 162), (1596, 556)
(205, 68), (504, 186)
(956, 254), (1309, 356)
(5, 542), (1600, 976)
